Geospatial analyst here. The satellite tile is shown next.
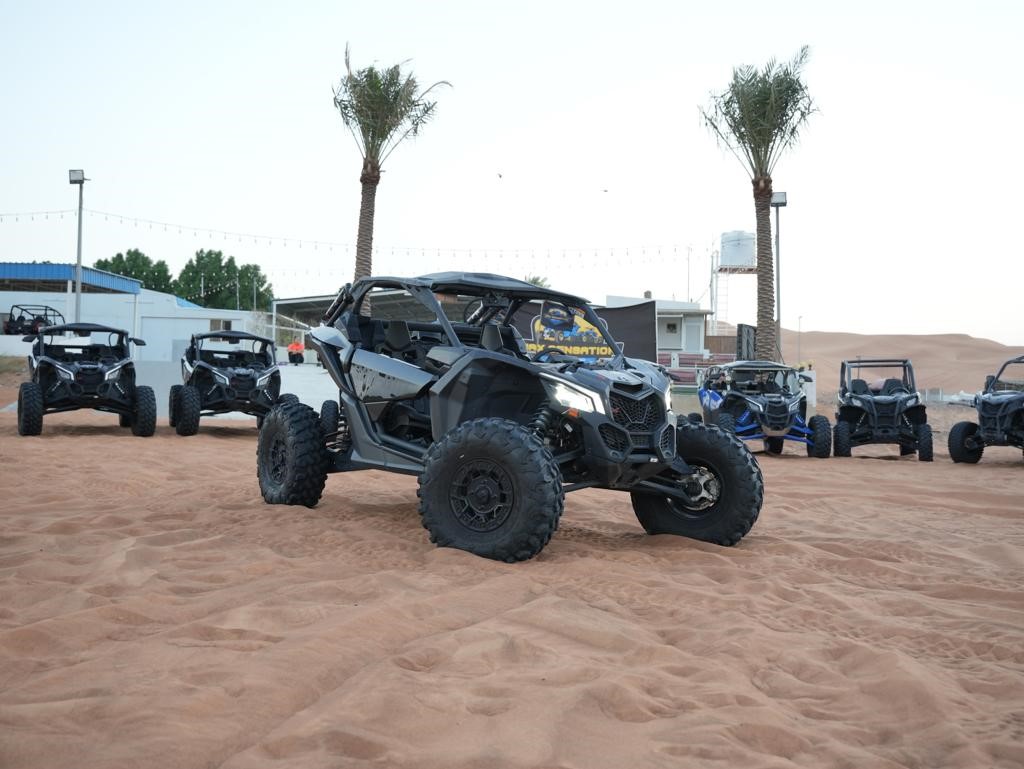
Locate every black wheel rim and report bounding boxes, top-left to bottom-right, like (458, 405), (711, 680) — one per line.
(449, 459), (515, 532)
(668, 461), (722, 517)
(268, 434), (288, 484)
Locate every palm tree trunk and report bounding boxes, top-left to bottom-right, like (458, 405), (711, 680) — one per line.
(753, 176), (777, 361)
(355, 162), (380, 316)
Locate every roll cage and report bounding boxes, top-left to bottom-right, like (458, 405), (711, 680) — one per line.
(323, 272), (623, 363)
(188, 331), (276, 368)
(987, 356), (1024, 394)
(23, 322), (143, 360)
(839, 358), (916, 397)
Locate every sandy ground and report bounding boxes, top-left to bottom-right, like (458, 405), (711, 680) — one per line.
(1, 332), (1023, 769)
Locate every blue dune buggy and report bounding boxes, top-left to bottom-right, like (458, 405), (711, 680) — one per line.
(695, 360), (831, 457)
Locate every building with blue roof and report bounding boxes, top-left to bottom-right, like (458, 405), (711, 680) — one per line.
(1, 262), (263, 362)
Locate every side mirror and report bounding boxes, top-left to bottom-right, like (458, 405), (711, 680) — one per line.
(984, 374), (995, 391)
(131, 337), (147, 346)
(799, 373), (812, 383)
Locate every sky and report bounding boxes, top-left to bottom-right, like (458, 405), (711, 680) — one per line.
(1, 0), (1022, 346)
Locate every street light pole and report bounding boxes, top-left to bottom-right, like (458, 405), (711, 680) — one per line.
(798, 315), (803, 366)
(69, 170), (87, 323)
(770, 191), (787, 360)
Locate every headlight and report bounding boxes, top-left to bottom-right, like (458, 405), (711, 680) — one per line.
(662, 383), (672, 409)
(788, 398), (801, 412)
(256, 367), (278, 387)
(745, 399), (763, 412)
(55, 365), (74, 381)
(904, 395), (919, 408)
(104, 363), (125, 381)
(543, 378), (605, 415)
(213, 370), (230, 385)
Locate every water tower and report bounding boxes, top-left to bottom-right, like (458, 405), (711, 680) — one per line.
(710, 231), (756, 335)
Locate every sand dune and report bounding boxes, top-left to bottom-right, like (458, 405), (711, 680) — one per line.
(1, 408), (1022, 769)
(1, 329), (1022, 768)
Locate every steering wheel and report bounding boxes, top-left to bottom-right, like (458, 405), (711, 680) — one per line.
(532, 346), (566, 363)
(462, 299), (484, 323)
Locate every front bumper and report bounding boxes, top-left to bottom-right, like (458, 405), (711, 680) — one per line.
(567, 393), (678, 487)
(42, 376), (134, 413)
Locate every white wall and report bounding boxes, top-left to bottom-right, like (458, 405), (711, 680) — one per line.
(1, 288), (261, 362)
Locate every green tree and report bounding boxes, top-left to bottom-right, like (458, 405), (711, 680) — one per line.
(94, 248), (174, 293)
(702, 47), (814, 361)
(333, 45), (449, 292)
(174, 249), (274, 310)
(523, 274), (551, 288)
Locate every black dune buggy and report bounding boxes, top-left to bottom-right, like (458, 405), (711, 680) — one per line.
(948, 355), (1024, 464)
(17, 322), (155, 436)
(833, 358), (933, 461)
(256, 272), (765, 562)
(4, 304), (65, 335)
(694, 360), (831, 457)
(170, 330), (295, 435)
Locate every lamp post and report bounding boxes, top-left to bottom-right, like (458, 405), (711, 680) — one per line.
(69, 170), (87, 323)
(770, 190), (787, 359)
(798, 315), (803, 367)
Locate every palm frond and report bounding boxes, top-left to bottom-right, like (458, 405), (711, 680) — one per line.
(701, 46), (814, 179)
(333, 44), (450, 170)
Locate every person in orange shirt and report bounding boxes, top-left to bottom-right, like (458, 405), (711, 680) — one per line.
(287, 337), (304, 365)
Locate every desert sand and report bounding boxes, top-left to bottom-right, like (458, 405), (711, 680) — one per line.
(1, 330), (1022, 769)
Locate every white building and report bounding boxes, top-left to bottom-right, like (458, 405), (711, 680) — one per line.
(1, 262), (263, 362)
(605, 294), (712, 357)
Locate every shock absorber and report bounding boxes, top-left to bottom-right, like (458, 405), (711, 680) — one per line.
(530, 404), (556, 439)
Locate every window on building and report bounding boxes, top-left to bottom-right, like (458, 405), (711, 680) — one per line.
(210, 319), (233, 331)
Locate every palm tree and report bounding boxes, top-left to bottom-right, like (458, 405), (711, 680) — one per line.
(523, 274), (551, 288)
(702, 46), (814, 361)
(333, 45), (449, 290)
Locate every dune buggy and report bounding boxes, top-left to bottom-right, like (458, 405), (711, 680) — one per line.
(17, 322), (155, 436)
(170, 330), (294, 435)
(948, 355), (1024, 463)
(256, 272), (765, 562)
(833, 358), (932, 460)
(695, 360), (831, 457)
(4, 304), (65, 335)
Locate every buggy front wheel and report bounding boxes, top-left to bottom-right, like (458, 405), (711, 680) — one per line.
(631, 422), (763, 546)
(168, 384), (183, 428)
(418, 418), (564, 562)
(175, 385), (201, 436)
(916, 423), (934, 462)
(806, 415), (832, 458)
(257, 401), (329, 507)
(131, 385), (157, 437)
(833, 420), (852, 457)
(948, 421), (983, 464)
(17, 382), (43, 436)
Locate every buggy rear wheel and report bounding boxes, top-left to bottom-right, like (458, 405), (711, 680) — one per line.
(418, 418), (564, 562)
(131, 385), (157, 437)
(631, 422), (763, 546)
(17, 382), (43, 436)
